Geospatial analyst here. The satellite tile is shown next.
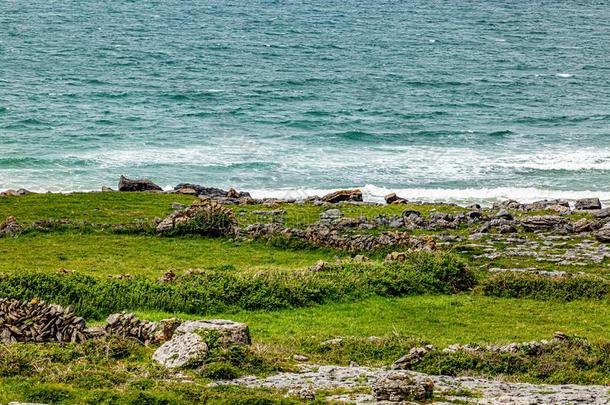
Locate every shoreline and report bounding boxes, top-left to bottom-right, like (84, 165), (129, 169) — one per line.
(2, 178), (609, 208)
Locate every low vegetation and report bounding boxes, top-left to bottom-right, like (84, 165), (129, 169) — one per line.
(1, 192), (610, 403)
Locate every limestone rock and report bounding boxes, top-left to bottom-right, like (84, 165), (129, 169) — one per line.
(575, 198), (602, 211)
(174, 319), (251, 346)
(0, 188), (31, 197)
(0, 216), (22, 237)
(320, 208), (342, 221)
(156, 199), (237, 236)
(118, 175), (162, 192)
(520, 215), (566, 231)
(372, 371), (433, 402)
(152, 332), (208, 368)
(385, 193), (408, 204)
(595, 223), (610, 242)
(321, 189), (363, 203)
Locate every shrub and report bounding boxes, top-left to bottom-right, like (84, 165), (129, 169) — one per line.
(0, 251), (474, 319)
(479, 273), (610, 301)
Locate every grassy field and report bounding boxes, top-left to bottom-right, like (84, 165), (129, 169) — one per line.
(140, 294), (610, 352)
(1, 192), (610, 403)
(0, 232), (342, 277)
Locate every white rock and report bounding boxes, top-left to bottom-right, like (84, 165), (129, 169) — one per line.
(152, 332), (208, 368)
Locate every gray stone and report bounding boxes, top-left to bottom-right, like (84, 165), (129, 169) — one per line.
(118, 175), (162, 192)
(320, 209), (343, 221)
(372, 371), (433, 402)
(152, 332), (208, 368)
(575, 198), (602, 211)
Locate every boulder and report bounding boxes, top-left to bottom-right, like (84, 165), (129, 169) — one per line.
(118, 175), (162, 192)
(385, 193), (408, 204)
(573, 218), (595, 233)
(101, 186), (114, 192)
(494, 210), (513, 220)
(174, 184), (251, 199)
(174, 319), (250, 346)
(321, 189), (363, 204)
(104, 312), (180, 344)
(0, 216), (22, 237)
(574, 198), (602, 211)
(595, 223), (610, 242)
(392, 345), (436, 370)
(372, 371), (434, 402)
(520, 215), (566, 231)
(152, 332), (208, 368)
(0, 188), (31, 197)
(320, 209), (343, 221)
(175, 187), (198, 195)
(592, 208), (610, 219)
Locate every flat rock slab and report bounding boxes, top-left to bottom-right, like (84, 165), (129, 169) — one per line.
(216, 364), (610, 404)
(152, 332), (208, 369)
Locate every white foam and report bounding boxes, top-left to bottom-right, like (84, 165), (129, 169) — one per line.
(249, 185), (610, 207)
(556, 73), (574, 78)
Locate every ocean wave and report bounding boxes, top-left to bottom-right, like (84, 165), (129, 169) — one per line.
(249, 185), (610, 206)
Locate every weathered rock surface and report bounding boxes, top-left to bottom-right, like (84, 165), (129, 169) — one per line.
(218, 364), (610, 404)
(575, 197), (602, 211)
(104, 312), (180, 344)
(118, 175), (162, 192)
(174, 319), (251, 346)
(0, 188), (31, 197)
(384, 193), (408, 204)
(0, 298), (86, 343)
(520, 215), (567, 231)
(152, 332), (208, 368)
(594, 222), (610, 242)
(372, 371), (433, 402)
(321, 189), (363, 203)
(0, 216), (22, 237)
(156, 199), (238, 236)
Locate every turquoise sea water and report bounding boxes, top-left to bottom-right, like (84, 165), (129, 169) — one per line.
(1, 1), (610, 203)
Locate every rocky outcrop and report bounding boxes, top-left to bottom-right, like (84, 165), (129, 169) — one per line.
(118, 175), (162, 192)
(156, 199), (238, 236)
(321, 189), (363, 203)
(0, 188), (31, 197)
(174, 183), (251, 199)
(0, 216), (22, 237)
(384, 193), (408, 204)
(372, 371), (433, 402)
(153, 319), (250, 369)
(220, 363), (610, 404)
(575, 197), (602, 211)
(0, 298), (86, 343)
(595, 222), (610, 242)
(152, 332), (208, 368)
(520, 215), (568, 232)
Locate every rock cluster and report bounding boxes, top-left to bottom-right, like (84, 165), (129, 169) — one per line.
(156, 198), (238, 236)
(221, 363), (610, 404)
(0, 188), (31, 197)
(118, 175), (162, 192)
(372, 371), (434, 402)
(0, 298), (86, 343)
(392, 332), (572, 370)
(103, 312), (180, 344)
(320, 189), (363, 203)
(0, 216), (22, 237)
(152, 319), (250, 369)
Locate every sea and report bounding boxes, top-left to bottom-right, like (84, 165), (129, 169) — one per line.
(1, 0), (610, 204)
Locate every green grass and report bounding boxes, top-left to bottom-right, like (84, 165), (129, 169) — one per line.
(0, 232), (342, 277)
(0, 192), (194, 224)
(138, 294), (610, 354)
